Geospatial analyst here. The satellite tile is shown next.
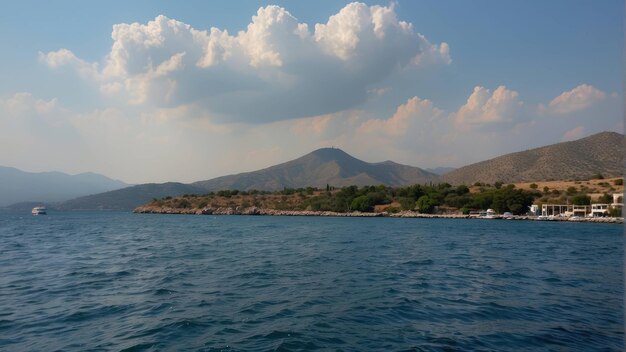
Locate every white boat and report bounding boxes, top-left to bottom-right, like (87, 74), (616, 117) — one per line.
(481, 208), (497, 219)
(32, 206), (47, 215)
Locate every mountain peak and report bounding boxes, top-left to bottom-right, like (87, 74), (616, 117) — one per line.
(307, 147), (353, 161)
(193, 148), (438, 191)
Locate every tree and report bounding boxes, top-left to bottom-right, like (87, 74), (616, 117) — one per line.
(456, 185), (470, 195)
(571, 194), (591, 205)
(484, 187), (535, 215)
(597, 193), (612, 204)
(351, 195), (373, 212)
(416, 195), (436, 214)
(397, 197), (415, 211)
(530, 183), (538, 189)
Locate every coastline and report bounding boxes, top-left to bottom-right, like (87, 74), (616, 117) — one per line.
(133, 206), (624, 224)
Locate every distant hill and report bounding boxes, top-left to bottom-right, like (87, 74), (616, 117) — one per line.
(0, 166), (129, 207)
(192, 148), (440, 191)
(56, 182), (206, 211)
(52, 132), (624, 211)
(425, 167), (456, 176)
(442, 131), (625, 185)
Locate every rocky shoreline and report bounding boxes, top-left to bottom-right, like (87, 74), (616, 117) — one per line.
(133, 206), (624, 224)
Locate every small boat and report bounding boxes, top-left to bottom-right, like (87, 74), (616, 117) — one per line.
(32, 206), (47, 215)
(482, 208), (497, 219)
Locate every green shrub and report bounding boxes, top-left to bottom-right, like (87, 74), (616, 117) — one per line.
(385, 206), (401, 214)
(571, 194), (591, 205)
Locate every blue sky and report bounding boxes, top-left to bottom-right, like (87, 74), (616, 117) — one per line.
(0, 1), (622, 183)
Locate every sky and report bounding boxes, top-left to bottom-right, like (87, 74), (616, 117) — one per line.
(0, 0), (623, 184)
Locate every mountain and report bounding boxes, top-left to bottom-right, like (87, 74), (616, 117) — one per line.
(442, 131), (625, 185)
(426, 167), (456, 175)
(192, 148), (440, 191)
(0, 166), (129, 207)
(56, 182), (207, 211)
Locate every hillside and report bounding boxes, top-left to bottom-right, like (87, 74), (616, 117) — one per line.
(426, 167), (456, 175)
(56, 182), (206, 211)
(0, 166), (128, 206)
(193, 148), (439, 191)
(442, 132), (624, 185)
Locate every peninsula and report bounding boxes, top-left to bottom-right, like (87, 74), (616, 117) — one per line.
(135, 178), (624, 223)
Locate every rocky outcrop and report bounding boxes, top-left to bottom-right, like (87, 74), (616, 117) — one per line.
(133, 205), (385, 217)
(133, 205), (623, 223)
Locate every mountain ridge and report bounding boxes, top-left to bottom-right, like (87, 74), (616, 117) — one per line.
(442, 131), (624, 185)
(0, 166), (129, 206)
(55, 182), (206, 211)
(34, 131), (625, 211)
(192, 147), (440, 191)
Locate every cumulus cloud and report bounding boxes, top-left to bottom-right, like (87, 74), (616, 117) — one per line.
(562, 126), (585, 141)
(40, 2), (451, 123)
(0, 92), (58, 116)
(454, 85), (523, 125)
(544, 84), (606, 114)
(359, 96), (443, 136)
(39, 49), (100, 80)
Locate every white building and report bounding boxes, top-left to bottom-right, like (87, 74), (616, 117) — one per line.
(590, 204), (609, 217)
(537, 192), (624, 218)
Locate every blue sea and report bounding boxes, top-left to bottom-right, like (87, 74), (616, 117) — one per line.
(0, 211), (623, 351)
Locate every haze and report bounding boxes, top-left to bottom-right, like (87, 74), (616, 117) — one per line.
(0, 1), (622, 184)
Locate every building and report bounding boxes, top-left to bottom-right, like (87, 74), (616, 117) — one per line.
(612, 193), (624, 214)
(538, 192), (624, 218)
(541, 204), (569, 217)
(530, 204), (539, 216)
(590, 204), (609, 217)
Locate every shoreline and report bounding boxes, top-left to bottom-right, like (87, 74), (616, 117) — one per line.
(133, 206), (624, 224)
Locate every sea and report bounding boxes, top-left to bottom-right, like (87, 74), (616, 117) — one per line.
(0, 211), (623, 351)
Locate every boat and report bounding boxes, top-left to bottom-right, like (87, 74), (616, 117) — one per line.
(482, 208), (497, 219)
(32, 206), (47, 215)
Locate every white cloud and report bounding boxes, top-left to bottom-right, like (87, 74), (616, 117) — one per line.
(545, 84), (606, 114)
(412, 39), (451, 65)
(359, 96), (443, 136)
(40, 3), (451, 123)
(0, 92), (58, 116)
(562, 126), (585, 141)
(39, 49), (100, 80)
(2, 78), (620, 184)
(454, 85), (523, 125)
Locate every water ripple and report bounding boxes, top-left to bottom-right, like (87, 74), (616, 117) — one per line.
(0, 211), (622, 350)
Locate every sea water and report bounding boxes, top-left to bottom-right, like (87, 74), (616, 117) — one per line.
(0, 211), (623, 351)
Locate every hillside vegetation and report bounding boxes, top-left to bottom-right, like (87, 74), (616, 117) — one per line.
(192, 148), (439, 191)
(56, 182), (206, 211)
(442, 132), (624, 185)
(140, 176), (624, 217)
(50, 131), (624, 211)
